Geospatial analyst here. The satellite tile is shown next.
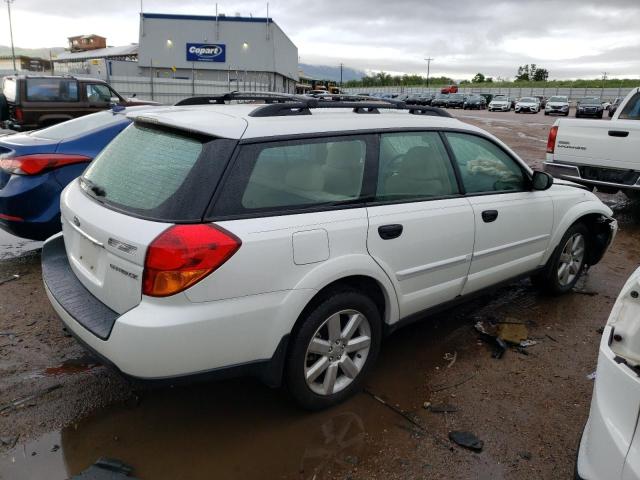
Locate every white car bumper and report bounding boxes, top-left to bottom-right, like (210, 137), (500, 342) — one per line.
(577, 326), (640, 479)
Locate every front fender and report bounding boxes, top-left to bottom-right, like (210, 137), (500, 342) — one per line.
(292, 253), (400, 325)
(541, 198), (615, 266)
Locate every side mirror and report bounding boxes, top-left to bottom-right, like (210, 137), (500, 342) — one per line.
(110, 97), (121, 105)
(532, 171), (554, 191)
(132, 93), (137, 98)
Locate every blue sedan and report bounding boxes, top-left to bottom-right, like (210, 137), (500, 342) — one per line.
(0, 106), (154, 240)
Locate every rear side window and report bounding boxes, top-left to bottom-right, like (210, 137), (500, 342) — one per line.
(445, 133), (526, 194)
(619, 93), (640, 120)
(213, 136), (368, 216)
(81, 123), (236, 222)
(377, 132), (458, 201)
(25, 78), (79, 102)
(2, 78), (16, 102)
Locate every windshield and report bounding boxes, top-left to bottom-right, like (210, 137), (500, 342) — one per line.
(519, 97), (536, 103)
(33, 111), (126, 141)
(450, 94), (464, 99)
(579, 98), (600, 105)
(493, 96), (507, 102)
(548, 96), (568, 102)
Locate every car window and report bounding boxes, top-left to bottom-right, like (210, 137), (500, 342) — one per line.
(377, 132), (459, 201)
(619, 93), (640, 120)
(238, 138), (366, 210)
(86, 84), (113, 103)
(445, 133), (526, 194)
(25, 78), (79, 102)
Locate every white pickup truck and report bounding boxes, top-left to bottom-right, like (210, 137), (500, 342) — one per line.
(544, 87), (640, 199)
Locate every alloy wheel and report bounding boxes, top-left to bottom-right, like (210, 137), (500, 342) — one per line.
(304, 309), (371, 396)
(557, 233), (585, 286)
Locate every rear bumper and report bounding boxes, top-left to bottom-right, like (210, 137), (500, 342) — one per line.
(42, 234), (312, 385)
(577, 326), (640, 479)
(544, 161), (640, 192)
(0, 170), (67, 240)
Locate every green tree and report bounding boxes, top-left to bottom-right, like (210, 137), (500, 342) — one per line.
(533, 68), (549, 82)
(472, 73), (485, 83)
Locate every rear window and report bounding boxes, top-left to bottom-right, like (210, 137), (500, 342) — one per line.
(81, 123), (236, 222)
(2, 78), (16, 102)
(34, 111), (125, 141)
(25, 78), (79, 102)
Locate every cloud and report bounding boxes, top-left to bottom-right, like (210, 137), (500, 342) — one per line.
(1, 0), (639, 79)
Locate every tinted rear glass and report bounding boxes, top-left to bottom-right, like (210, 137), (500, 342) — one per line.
(34, 111), (125, 141)
(25, 78), (79, 102)
(81, 123), (236, 222)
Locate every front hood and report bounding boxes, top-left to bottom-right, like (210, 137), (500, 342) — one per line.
(607, 266), (640, 367)
(547, 102), (568, 107)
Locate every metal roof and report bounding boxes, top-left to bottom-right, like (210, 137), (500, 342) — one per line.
(141, 12), (273, 23)
(54, 45), (139, 62)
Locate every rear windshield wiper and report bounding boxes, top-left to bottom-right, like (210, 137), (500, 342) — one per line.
(80, 177), (107, 197)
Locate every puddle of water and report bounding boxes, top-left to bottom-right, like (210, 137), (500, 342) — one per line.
(0, 311), (468, 480)
(0, 432), (67, 480)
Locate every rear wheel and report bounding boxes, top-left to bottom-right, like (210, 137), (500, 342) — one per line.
(285, 290), (381, 410)
(532, 223), (589, 294)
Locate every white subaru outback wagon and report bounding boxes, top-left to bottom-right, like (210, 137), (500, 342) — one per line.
(42, 93), (617, 409)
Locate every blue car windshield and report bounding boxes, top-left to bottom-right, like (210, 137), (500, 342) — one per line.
(32, 111), (126, 141)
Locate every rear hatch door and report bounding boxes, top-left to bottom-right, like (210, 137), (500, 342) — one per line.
(60, 121), (238, 314)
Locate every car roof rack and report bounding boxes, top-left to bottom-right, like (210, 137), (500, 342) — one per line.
(249, 100), (453, 118)
(173, 91), (452, 118)
(174, 91), (307, 106)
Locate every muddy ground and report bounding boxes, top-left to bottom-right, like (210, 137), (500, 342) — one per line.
(1, 109), (639, 480)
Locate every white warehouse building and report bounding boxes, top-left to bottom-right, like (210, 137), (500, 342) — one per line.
(137, 13), (299, 92)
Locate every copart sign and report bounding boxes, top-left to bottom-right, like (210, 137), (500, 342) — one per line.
(186, 43), (226, 62)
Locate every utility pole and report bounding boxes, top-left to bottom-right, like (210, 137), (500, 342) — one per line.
(424, 57), (434, 90)
(601, 71), (608, 90)
(340, 62), (343, 88)
(5, 0), (16, 71)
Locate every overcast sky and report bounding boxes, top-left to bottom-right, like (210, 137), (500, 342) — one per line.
(1, 0), (639, 80)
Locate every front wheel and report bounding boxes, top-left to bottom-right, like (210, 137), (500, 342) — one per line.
(285, 290), (382, 410)
(532, 223), (589, 294)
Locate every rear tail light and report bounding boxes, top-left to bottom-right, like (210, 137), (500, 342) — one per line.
(546, 126), (558, 154)
(14, 107), (23, 122)
(142, 224), (241, 297)
(0, 154), (91, 175)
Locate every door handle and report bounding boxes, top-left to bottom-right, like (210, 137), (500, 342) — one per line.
(608, 130), (629, 137)
(378, 224), (403, 240)
(482, 210), (499, 223)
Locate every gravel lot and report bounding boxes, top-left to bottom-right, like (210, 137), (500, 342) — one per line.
(1, 108), (638, 480)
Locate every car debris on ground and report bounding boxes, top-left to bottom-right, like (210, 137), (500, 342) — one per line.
(449, 431), (484, 452)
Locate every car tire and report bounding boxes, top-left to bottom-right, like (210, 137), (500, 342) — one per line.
(285, 289), (382, 410)
(598, 112), (603, 119)
(531, 223), (589, 295)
